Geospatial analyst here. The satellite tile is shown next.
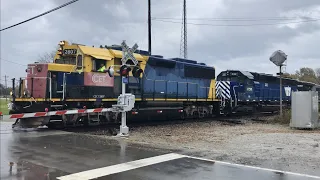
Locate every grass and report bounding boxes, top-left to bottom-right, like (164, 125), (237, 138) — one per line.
(0, 98), (10, 115)
(271, 109), (292, 125)
(271, 107), (320, 125)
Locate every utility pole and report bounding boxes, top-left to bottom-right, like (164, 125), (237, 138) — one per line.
(148, 0), (152, 55)
(180, 0), (187, 58)
(3, 75), (8, 102)
(279, 66), (283, 116)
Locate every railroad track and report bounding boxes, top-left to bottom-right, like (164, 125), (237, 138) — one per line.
(62, 111), (278, 136)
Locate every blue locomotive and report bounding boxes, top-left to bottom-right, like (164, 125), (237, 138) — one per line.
(216, 70), (320, 113)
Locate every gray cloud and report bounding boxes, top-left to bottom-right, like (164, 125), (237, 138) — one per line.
(1, 0), (320, 82)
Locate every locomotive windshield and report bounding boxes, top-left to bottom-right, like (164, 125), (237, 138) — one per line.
(217, 71), (248, 83)
(55, 49), (78, 65)
(55, 56), (77, 65)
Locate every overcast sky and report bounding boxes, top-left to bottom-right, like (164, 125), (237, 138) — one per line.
(1, 0), (320, 84)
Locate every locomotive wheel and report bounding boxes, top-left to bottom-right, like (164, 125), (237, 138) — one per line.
(180, 112), (186, 120)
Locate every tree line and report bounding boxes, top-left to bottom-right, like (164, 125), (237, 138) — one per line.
(0, 84), (19, 97)
(283, 67), (320, 84)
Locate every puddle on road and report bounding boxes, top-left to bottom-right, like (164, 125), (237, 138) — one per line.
(1, 160), (68, 180)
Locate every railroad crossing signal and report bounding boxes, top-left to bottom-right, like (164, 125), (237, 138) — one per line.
(105, 40), (143, 78)
(121, 40), (139, 65)
(269, 50), (288, 118)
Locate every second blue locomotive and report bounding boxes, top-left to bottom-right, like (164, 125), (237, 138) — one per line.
(216, 70), (320, 113)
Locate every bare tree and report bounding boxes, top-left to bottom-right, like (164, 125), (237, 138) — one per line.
(37, 40), (75, 63)
(315, 68), (320, 84)
(37, 50), (57, 63)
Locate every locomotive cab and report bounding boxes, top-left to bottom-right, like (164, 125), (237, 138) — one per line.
(216, 70), (255, 102)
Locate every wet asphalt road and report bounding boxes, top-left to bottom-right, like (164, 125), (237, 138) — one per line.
(1, 122), (319, 180)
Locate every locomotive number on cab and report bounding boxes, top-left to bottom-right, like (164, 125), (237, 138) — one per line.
(63, 49), (77, 55)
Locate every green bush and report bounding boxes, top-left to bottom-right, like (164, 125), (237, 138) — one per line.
(0, 99), (9, 115)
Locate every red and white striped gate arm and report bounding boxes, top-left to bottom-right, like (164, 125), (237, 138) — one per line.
(0, 107), (112, 119)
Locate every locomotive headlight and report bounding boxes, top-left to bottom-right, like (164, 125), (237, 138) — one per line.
(59, 41), (65, 46)
(37, 66), (42, 72)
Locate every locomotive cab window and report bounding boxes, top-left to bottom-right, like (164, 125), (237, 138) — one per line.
(76, 55), (83, 70)
(92, 58), (106, 72)
(55, 56), (76, 65)
(246, 80), (253, 85)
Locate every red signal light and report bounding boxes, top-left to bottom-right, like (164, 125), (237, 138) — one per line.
(119, 65), (131, 77)
(121, 69), (127, 76)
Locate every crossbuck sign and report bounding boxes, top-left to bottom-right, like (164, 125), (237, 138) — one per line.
(121, 40), (139, 65)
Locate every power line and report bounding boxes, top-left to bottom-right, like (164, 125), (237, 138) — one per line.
(0, 0), (80, 32)
(0, 59), (27, 66)
(153, 17), (320, 21)
(153, 18), (320, 27)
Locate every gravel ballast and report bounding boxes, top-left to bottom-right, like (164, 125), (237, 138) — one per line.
(111, 120), (320, 176)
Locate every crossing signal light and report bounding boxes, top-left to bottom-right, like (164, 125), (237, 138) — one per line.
(116, 65), (143, 77)
(132, 66), (143, 78)
(119, 65), (131, 77)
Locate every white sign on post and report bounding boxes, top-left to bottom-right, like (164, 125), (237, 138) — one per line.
(284, 86), (291, 96)
(121, 41), (139, 65)
(270, 50), (287, 67)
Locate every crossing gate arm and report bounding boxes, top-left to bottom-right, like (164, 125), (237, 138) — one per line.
(0, 108), (113, 119)
(1, 94), (136, 120)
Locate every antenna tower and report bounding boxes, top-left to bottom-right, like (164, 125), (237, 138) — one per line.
(180, 0), (187, 58)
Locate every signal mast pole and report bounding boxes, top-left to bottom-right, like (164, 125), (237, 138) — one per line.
(120, 63), (128, 135)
